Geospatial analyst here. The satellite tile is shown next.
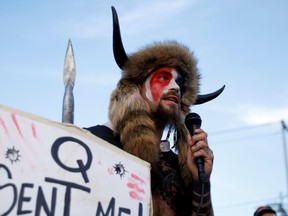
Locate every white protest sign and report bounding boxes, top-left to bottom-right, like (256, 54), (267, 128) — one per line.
(0, 105), (152, 216)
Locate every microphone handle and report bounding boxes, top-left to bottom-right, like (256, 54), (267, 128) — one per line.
(196, 157), (205, 183)
(192, 125), (206, 183)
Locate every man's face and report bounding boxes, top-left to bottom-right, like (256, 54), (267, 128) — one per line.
(141, 67), (182, 114)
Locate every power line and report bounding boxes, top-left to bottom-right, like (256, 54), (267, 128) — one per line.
(211, 121), (288, 214)
(215, 195), (285, 209)
(207, 120), (288, 215)
(209, 121), (280, 136)
(215, 195), (288, 216)
(210, 130), (281, 145)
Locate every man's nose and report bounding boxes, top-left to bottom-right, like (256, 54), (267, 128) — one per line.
(169, 80), (180, 93)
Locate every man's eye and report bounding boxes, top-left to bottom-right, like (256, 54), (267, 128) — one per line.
(159, 75), (169, 81)
(157, 73), (172, 82)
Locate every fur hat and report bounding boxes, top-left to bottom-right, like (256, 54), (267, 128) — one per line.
(109, 42), (199, 184)
(121, 41), (200, 113)
(109, 6), (224, 185)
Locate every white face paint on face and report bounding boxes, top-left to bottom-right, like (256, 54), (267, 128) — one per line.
(144, 67), (182, 102)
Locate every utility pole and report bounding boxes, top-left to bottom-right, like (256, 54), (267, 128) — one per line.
(267, 122), (288, 216)
(281, 120), (288, 204)
(270, 200), (287, 216)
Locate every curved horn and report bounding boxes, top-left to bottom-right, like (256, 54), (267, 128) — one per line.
(111, 6), (128, 69)
(194, 85), (225, 105)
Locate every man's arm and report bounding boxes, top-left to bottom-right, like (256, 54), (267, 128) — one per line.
(186, 129), (214, 215)
(191, 181), (213, 216)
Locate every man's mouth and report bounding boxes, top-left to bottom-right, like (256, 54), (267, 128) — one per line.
(164, 94), (179, 104)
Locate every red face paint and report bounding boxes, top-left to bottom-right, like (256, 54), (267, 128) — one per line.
(145, 67), (181, 101)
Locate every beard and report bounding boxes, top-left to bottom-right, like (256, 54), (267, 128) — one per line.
(152, 99), (182, 130)
(113, 89), (183, 166)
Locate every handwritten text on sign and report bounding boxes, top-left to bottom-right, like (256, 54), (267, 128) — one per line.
(0, 106), (151, 216)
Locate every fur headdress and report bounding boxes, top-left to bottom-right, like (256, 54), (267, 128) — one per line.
(109, 6), (224, 185)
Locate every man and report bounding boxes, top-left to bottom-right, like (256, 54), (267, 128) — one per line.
(86, 7), (224, 216)
(254, 206), (277, 216)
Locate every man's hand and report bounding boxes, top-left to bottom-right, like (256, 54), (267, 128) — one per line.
(186, 128), (214, 182)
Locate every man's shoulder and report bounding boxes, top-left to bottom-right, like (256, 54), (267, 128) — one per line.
(85, 125), (109, 135)
(84, 125), (122, 149)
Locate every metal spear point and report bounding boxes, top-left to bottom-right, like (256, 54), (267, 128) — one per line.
(62, 39), (76, 124)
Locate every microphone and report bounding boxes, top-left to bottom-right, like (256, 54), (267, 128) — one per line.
(185, 113), (205, 183)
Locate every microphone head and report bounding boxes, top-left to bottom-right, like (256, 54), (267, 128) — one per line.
(185, 112), (202, 127)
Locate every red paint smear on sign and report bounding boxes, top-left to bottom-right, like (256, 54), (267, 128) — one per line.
(31, 123), (37, 139)
(131, 173), (145, 184)
(0, 116), (9, 135)
(129, 191), (143, 201)
(11, 113), (23, 138)
(108, 167), (113, 175)
(127, 182), (145, 194)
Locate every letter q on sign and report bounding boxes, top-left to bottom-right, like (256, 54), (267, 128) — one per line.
(51, 136), (93, 183)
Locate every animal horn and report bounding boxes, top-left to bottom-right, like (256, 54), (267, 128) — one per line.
(111, 6), (128, 69)
(194, 85), (225, 105)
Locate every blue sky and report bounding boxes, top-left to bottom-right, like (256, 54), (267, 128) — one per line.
(1, 0), (288, 215)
